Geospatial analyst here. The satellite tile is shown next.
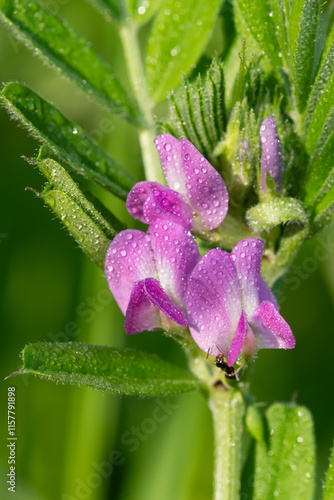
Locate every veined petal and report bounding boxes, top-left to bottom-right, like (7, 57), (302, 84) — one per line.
(154, 134), (185, 192)
(124, 278), (187, 335)
(186, 248), (241, 357)
(180, 138), (229, 230)
(126, 181), (192, 229)
(259, 276), (279, 310)
(260, 115), (283, 193)
(105, 230), (155, 315)
(231, 238), (264, 316)
(228, 311), (247, 366)
(249, 301), (296, 350)
(148, 221), (200, 306)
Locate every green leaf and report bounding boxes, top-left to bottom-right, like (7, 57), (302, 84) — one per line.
(36, 155), (123, 239)
(0, 83), (134, 200)
(85, 0), (123, 21)
(267, 0), (289, 63)
(310, 183), (334, 233)
(0, 0), (140, 123)
(16, 342), (202, 397)
(291, 0), (319, 112)
(305, 29), (334, 154)
(125, 0), (162, 26)
(228, 40), (253, 112)
(253, 403), (316, 500)
(233, 0), (281, 67)
(146, 0), (222, 103)
(246, 198), (308, 233)
(41, 190), (111, 268)
(303, 118), (334, 208)
(323, 446), (334, 500)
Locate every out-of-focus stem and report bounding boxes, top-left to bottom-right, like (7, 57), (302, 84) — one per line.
(119, 20), (165, 184)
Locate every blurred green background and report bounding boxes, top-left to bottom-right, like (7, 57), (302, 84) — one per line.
(1, 1), (334, 499)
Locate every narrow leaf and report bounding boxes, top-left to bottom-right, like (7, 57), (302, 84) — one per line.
(253, 403), (315, 500)
(16, 342), (202, 397)
(37, 155), (123, 238)
(0, 0), (140, 123)
(234, 0), (281, 67)
(291, 0), (319, 112)
(303, 118), (334, 208)
(0, 83), (134, 199)
(41, 190), (111, 268)
(246, 198), (308, 232)
(146, 0), (222, 103)
(85, 0), (122, 20)
(310, 183), (334, 233)
(305, 29), (334, 154)
(125, 0), (162, 26)
(323, 446), (334, 500)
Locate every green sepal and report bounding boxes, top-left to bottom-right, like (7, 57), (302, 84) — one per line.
(14, 342), (202, 397)
(246, 198), (308, 233)
(323, 445), (334, 500)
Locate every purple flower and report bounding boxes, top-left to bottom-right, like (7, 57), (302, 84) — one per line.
(127, 134), (229, 232)
(186, 238), (295, 366)
(260, 115), (283, 193)
(105, 220), (201, 335)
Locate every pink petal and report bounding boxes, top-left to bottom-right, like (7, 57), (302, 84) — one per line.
(126, 181), (192, 229)
(148, 221), (201, 306)
(259, 276), (279, 310)
(231, 238), (264, 315)
(154, 135), (185, 192)
(180, 138), (229, 230)
(228, 310), (247, 366)
(105, 230), (155, 315)
(125, 278), (187, 335)
(249, 301), (296, 350)
(186, 248), (241, 357)
(260, 115), (283, 193)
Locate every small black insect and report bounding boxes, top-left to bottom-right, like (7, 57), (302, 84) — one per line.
(215, 354), (237, 380)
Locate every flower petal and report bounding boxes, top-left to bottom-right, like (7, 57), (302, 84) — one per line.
(186, 248), (241, 357)
(228, 310), (247, 366)
(231, 238), (264, 315)
(154, 134), (185, 192)
(259, 276), (279, 310)
(148, 221), (200, 306)
(180, 138), (229, 230)
(249, 301), (296, 350)
(105, 230), (155, 315)
(126, 181), (192, 229)
(125, 278), (187, 334)
(260, 115), (283, 193)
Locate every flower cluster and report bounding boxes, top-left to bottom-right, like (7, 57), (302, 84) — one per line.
(105, 118), (295, 368)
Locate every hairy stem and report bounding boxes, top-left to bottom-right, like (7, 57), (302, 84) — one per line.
(208, 386), (245, 500)
(119, 20), (165, 184)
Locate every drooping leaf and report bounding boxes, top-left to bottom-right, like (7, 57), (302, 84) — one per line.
(0, 83), (134, 199)
(233, 0), (281, 67)
(36, 155), (124, 239)
(323, 446), (334, 500)
(146, 0), (222, 103)
(41, 189), (111, 268)
(252, 403), (315, 500)
(305, 27), (334, 154)
(246, 198), (308, 232)
(15, 342), (202, 397)
(0, 0), (140, 123)
(291, 0), (319, 112)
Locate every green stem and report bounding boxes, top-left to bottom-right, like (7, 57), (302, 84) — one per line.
(119, 20), (165, 184)
(208, 386), (245, 500)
